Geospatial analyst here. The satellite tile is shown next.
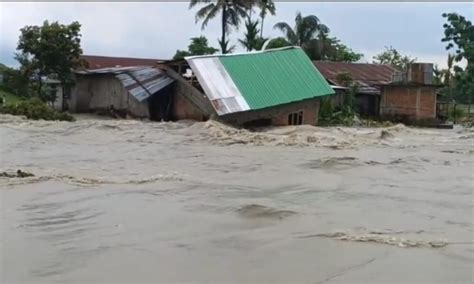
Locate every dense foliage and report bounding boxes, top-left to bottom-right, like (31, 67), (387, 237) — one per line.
(173, 36), (219, 59)
(441, 12), (473, 105)
(239, 17), (267, 51)
(372, 46), (416, 69)
(0, 63), (31, 97)
(272, 12), (363, 62)
(16, 20), (84, 110)
(0, 97), (74, 121)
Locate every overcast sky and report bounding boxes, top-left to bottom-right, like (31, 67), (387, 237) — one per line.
(1, 2), (472, 68)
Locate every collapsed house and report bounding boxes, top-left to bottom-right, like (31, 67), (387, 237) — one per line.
(69, 48), (335, 126)
(71, 66), (175, 119)
(180, 46), (335, 126)
(314, 61), (440, 121)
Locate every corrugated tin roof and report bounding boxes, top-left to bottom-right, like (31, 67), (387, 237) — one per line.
(80, 55), (163, 70)
(186, 57), (250, 115)
(186, 47), (334, 115)
(75, 66), (174, 102)
(314, 61), (400, 95)
(115, 68), (175, 102)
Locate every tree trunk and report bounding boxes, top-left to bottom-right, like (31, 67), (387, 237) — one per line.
(36, 74), (43, 97)
(61, 83), (66, 111)
(260, 15), (265, 38)
(221, 6), (227, 54)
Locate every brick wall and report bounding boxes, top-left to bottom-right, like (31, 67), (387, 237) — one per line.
(222, 98), (321, 126)
(380, 85), (436, 120)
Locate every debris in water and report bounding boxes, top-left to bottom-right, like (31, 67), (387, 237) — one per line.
(237, 204), (296, 220)
(0, 169), (35, 178)
(380, 129), (395, 139)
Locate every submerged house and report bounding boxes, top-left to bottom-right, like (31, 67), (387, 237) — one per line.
(67, 55), (176, 119)
(71, 66), (175, 119)
(314, 61), (439, 121)
(182, 47), (335, 126)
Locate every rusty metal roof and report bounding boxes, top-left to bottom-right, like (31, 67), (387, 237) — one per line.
(314, 61), (401, 94)
(80, 55), (163, 70)
(75, 66), (174, 102)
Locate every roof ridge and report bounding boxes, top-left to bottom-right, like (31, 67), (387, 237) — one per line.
(185, 46), (299, 60)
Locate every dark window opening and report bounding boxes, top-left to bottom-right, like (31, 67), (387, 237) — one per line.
(288, 111), (304, 125)
(243, 118), (272, 128)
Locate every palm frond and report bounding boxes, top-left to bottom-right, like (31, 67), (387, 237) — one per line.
(198, 4), (219, 29)
(196, 3), (215, 20)
(258, 0), (276, 17)
(302, 15), (321, 27)
(226, 8), (242, 30)
(189, 0), (211, 9)
(273, 22), (297, 45)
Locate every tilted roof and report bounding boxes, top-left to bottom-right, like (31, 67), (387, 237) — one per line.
(186, 47), (335, 116)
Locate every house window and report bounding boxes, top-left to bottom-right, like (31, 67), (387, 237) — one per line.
(288, 111), (304, 125)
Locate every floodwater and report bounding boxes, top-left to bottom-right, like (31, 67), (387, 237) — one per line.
(1, 114), (473, 283)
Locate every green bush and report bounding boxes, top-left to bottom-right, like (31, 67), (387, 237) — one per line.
(0, 97), (74, 121)
(449, 106), (465, 121)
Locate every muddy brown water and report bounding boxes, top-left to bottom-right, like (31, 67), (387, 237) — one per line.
(1, 114), (473, 283)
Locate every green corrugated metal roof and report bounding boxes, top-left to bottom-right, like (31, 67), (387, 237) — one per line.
(218, 47), (334, 110)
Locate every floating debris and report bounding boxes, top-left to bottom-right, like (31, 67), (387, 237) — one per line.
(0, 169), (35, 178)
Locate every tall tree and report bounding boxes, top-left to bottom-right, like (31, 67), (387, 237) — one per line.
(257, 0), (276, 38)
(239, 17), (267, 51)
(309, 37), (363, 62)
(372, 46), (416, 70)
(273, 12), (329, 48)
(264, 37), (291, 49)
(444, 53), (455, 85)
(190, 0), (252, 54)
(272, 12), (362, 62)
(17, 20), (84, 110)
(173, 36), (219, 60)
(442, 12), (473, 106)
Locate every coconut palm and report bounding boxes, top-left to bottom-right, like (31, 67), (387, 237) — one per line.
(444, 53), (455, 85)
(273, 12), (329, 48)
(257, 0), (276, 38)
(190, 0), (253, 54)
(239, 17), (267, 51)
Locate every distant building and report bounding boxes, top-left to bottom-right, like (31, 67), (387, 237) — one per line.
(314, 61), (440, 122)
(80, 55), (164, 70)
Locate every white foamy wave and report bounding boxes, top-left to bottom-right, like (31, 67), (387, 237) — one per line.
(0, 172), (185, 187)
(192, 120), (394, 148)
(300, 231), (448, 248)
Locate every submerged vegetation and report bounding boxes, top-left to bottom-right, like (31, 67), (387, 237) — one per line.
(0, 97), (74, 121)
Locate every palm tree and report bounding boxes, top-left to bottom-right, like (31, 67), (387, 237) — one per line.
(273, 12), (329, 48)
(239, 17), (267, 51)
(444, 53), (455, 85)
(190, 0), (252, 54)
(257, 0), (276, 38)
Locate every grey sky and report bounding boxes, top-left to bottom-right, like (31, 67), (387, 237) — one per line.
(1, 2), (472, 68)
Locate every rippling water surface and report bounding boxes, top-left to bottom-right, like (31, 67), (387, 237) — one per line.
(1, 114), (473, 283)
